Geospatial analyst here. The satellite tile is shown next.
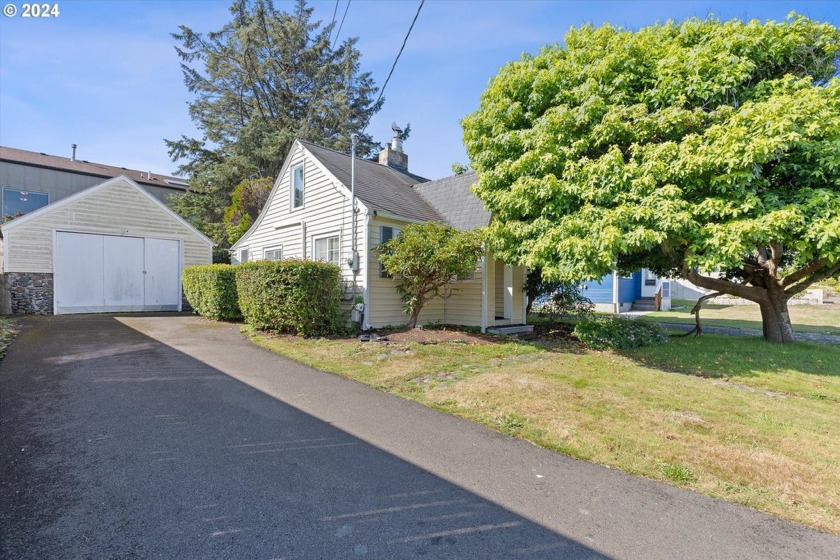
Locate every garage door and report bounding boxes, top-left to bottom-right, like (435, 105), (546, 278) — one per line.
(54, 232), (181, 314)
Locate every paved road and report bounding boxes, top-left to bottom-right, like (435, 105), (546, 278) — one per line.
(1, 315), (837, 559)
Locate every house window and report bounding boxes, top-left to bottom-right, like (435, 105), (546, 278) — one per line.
(291, 164), (304, 209)
(379, 226), (399, 277)
(240, 248), (249, 263)
(314, 235), (340, 266)
(264, 247), (282, 261)
(2, 187), (49, 219)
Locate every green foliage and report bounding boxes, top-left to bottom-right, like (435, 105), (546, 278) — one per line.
(378, 222), (485, 328)
(0, 318), (18, 361)
(182, 264), (242, 320)
(451, 162), (470, 175)
(535, 283), (594, 318)
(525, 268), (592, 316)
(463, 14), (840, 341)
(235, 260), (342, 336)
(223, 176), (273, 245)
(167, 0), (382, 248)
(573, 317), (668, 349)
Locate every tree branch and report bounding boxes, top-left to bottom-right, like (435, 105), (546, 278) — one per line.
(784, 261), (840, 298)
(780, 258), (824, 288)
(676, 291), (723, 337)
(683, 269), (765, 303)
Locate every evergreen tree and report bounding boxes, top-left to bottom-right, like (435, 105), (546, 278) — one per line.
(167, 0), (382, 252)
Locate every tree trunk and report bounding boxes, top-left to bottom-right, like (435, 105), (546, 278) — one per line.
(406, 307), (422, 329)
(758, 290), (795, 343)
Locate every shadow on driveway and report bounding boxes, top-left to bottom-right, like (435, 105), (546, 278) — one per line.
(1, 315), (603, 559)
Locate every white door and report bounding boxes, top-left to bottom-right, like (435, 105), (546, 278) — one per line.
(641, 268), (658, 297)
(54, 232), (181, 314)
(55, 232), (105, 312)
(103, 236), (145, 308)
(144, 238), (181, 310)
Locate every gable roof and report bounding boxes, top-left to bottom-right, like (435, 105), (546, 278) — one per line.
(413, 171), (490, 231)
(299, 140), (443, 223)
(0, 146), (189, 192)
(1, 175), (214, 247)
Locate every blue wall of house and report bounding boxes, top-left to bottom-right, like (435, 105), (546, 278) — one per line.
(581, 273), (641, 305)
(580, 276), (613, 303)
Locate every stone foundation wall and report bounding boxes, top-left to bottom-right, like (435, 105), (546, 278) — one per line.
(3, 272), (54, 315)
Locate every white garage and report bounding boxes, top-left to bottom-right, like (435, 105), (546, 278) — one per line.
(1, 176), (213, 315)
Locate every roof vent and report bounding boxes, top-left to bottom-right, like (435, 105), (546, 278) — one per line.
(71, 143), (77, 161)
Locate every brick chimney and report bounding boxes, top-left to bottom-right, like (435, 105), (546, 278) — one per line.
(378, 125), (408, 172)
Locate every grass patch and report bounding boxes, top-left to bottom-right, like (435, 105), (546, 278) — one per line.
(639, 301), (840, 336)
(251, 330), (840, 534)
(0, 318), (18, 360)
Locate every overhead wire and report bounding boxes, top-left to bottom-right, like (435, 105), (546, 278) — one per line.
(327, 0), (339, 45)
(332, 0), (352, 48)
(372, 0), (425, 113)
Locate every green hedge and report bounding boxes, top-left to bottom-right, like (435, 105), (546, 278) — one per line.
(182, 264), (242, 320)
(235, 260), (342, 336)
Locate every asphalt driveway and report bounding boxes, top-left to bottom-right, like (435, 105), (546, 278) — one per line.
(1, 314), (837, 559)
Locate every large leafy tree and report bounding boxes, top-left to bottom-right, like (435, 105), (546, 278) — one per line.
(378, 223), (485, 329)
(463, 15), (840, 343)
(167, 0), (382, 251)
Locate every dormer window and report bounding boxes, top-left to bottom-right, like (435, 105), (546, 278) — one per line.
(291, 164), (304, 209)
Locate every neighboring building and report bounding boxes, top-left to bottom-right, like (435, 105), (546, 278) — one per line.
(0, 145), (189, 220)
(230, 136), (528, 332)
(581, 270), (672, 313)
(0, 176), (213, 315)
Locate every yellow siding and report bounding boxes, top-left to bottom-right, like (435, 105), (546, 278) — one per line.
(233, 144), (366, 308)
(367, 218), (484, 328)
(4, 178), (211, 273)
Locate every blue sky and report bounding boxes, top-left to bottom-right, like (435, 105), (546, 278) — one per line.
(1, 0), (837, 180)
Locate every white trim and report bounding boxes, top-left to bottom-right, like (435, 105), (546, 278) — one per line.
(363, 210), (371, 330)
(263, 246), (283, 261)
(290, 162), (305, 211)
(480, 252), (488, 333)
(311, 231), (341, 266)
(504, 264), (513, 320)
(0, 175), (214, 249)
(612, 270), (620, 314)
(371, 210), (427, 225)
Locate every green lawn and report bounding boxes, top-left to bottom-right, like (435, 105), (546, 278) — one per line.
(251, 329), (840, 534)
(0, 318), (17, 360)
(638, 301), (840, 336)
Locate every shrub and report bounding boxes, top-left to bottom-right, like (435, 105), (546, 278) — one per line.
(235, 260), (342, 336)
(182, 264), (241, 320)
(573, 317), (668, 350)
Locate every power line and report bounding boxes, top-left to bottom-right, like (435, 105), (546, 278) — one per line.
(327, 0), (339, 45)
(332, 0), (351, 49)
(373, 0), (424, 112)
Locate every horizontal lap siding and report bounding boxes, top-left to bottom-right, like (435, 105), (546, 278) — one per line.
(4, 179), (210, 273)
(234, 146), (365, 304)
(367, 218), (483, 328)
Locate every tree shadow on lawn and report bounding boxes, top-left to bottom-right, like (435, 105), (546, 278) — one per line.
(620, 334), (840, 379)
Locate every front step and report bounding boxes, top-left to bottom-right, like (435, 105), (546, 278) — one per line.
(631, 297), (657, 312)
(487, 325), (535, 336)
